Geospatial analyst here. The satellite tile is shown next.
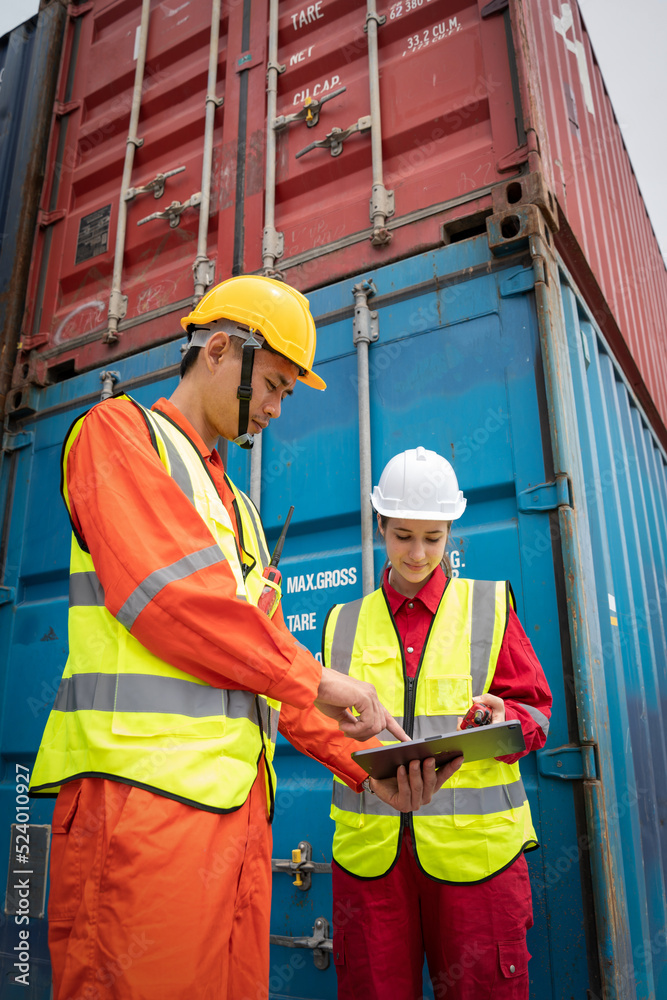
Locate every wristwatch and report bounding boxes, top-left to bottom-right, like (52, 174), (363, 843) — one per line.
(362, 777), (375, 794)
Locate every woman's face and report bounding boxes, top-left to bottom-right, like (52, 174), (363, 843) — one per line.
(379, 516), (449, 595)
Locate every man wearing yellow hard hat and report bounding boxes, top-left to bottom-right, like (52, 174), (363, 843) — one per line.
(31, 276), (456, 999)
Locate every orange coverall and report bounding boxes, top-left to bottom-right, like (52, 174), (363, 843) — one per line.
(48, 396), (375, 1000)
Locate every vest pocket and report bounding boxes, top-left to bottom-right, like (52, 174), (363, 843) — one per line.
(110, 673), (227, 740)
(112, 631), (229, 738)
(359, 647), (400, 713)
(111, 712), (227, 739)
(426, 675), (472, 716)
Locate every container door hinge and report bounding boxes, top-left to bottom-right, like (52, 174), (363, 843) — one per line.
(68, 2), (94, 17)
(500, 268), (535, 297)
(531, 251), (549, 286)
(269, 917), (332, 970)
(496, 145), (529, 172)
(538, 745), (598, 780)
(2, 430), (34, 452)
(271, 841), (332, 892)
(236, 51), (264, 72)
(55, 100), (82, 118)
(0, 586), (16, 606)
(39, 209), (66, 228)
(517, 474), (572, 512)
(481, 0), (509, 16)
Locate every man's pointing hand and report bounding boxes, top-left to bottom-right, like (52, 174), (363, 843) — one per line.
(315, 669), (409, 742)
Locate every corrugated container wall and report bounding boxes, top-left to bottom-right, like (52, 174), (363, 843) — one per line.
(2, 233), (667, 999)
(0, 2), (67, 413)
(530, 0), (667, 458)
(1, 2), (667, 999)
(6, 0), (667, 446)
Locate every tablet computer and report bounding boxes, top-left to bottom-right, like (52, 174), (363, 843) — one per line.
(351, 721), (525, 780)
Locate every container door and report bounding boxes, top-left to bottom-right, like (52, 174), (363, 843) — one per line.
(1, 237), (599, 996)
(225, 236), (595, 998)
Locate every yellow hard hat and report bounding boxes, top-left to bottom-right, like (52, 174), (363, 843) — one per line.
(181, 275), (326, 390)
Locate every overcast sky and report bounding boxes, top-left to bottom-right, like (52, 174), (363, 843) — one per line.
(1, 0), (665, 264)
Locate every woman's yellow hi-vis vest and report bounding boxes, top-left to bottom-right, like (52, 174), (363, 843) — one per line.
(322, 580), (537, 882)
(30, 396), (281, 815)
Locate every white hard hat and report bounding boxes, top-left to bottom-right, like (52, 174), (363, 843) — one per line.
(370, 447), (467, 520)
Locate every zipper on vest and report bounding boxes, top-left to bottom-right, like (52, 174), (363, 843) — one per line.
(392, 584), (446, 833)
(400, 675), (417, 837)
(405, 676), (416, 738)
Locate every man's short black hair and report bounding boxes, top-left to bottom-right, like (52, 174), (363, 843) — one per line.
(179, 345), (201, 379)
(179, 334), (246, 380)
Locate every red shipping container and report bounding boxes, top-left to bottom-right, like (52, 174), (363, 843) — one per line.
(12, 0), (667, 443)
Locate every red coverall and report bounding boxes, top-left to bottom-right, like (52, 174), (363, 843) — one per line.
(332, 567), (552, 1000)
(49, 396), (376, 1000)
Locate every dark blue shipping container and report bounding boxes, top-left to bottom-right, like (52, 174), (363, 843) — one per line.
(1, 228), (666, 998)
(0, 2), (67, 412)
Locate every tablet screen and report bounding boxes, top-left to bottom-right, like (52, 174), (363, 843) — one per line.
(351, 721), (525, 780)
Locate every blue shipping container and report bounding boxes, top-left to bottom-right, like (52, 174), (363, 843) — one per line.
(0, 229), (665, 998)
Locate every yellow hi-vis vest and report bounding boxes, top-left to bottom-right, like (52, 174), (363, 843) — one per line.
(322, 579), (538, 882)
(30, 395), (281, 816)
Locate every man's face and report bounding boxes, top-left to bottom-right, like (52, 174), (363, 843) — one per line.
(205, 338), (300, 441)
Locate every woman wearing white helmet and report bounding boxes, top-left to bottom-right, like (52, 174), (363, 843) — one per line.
(322, 447), (552, 1000)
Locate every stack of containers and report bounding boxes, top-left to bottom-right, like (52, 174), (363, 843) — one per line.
(0, 2), (665, 997)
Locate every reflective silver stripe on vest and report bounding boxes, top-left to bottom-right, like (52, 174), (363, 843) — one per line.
(332, 782), (396, 817)
(269, 706), (280, 745)
(375, 717), (462, 741)
(515, 702), (550, 737)
(116, 544), (226, 630)
(375, 719), (404, 742)
(419, 777), (527, 817)
(470, 580), (498, 695)
(333, 776), (527, 818)
(241, 492), (270, 569)
(53, 672), (255, 721)
(54, 673), (116, 713)
(158, 430), (196, 507)
(329, 598), (364, 674)
(412, 715), (460, 740)
(256, 698), (279, 745)
(69, 571), (105, 608)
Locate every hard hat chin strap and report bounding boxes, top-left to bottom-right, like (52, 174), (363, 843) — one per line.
(235, 331), (262, 450)
(233, 432), (255, 449)
(182, 321), (263, 450)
